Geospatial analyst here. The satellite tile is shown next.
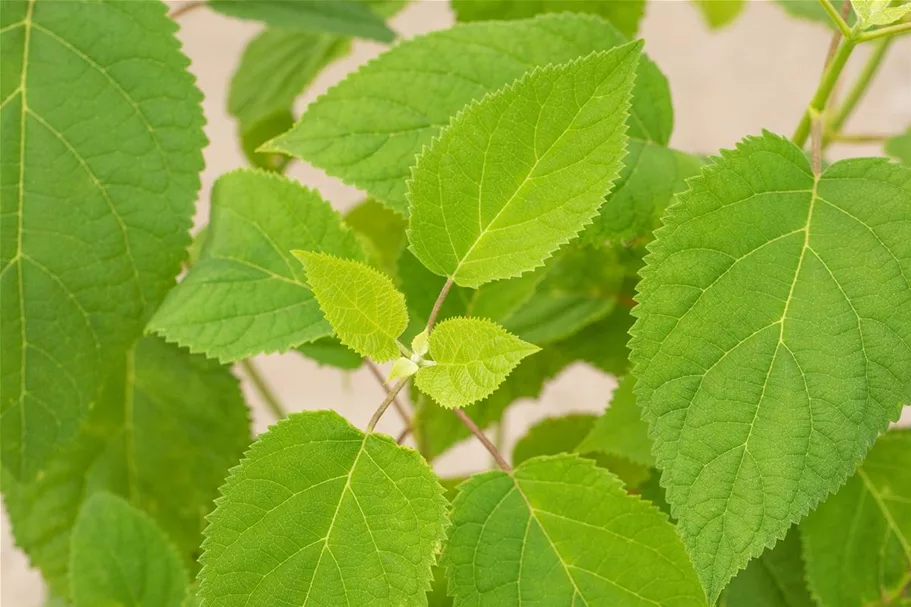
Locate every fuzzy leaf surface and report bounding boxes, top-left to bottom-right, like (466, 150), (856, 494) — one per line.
(408, 45), (640, 288)
(1, 337), (250, 597)
(148, 169), (364, 362)
(209, 0), (395, 41)
(296, 252), (408, 361)
(723, 528), (814, 607)
(450, 0), (644, 37)
(576, 375), (654, 468)
(802, 429), (911, 607)
(445, 455), (707, 606)
(851, 0), (911, 26)
(71, 493), (188, 607)
(198, 410), (448, 607)
(0, 0), (205, 479)
(264, 13), (668, 214)
(630, 131), (911, 600)
(415, 318), (540, 409)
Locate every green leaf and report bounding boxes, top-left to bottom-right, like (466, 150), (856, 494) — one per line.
(296, 336), (363, 370)
(450, 0), (645, 38)
(693, 0), (746, 28)
(551, 302), (635, 376)
(295, 251), (409, 361)
(209, 0), (395, 42)
(630, 131), (911, 601)
(70, 493), (189, 607)
(576, 375), (655, 468)
(263, 13), (670, 215)
(148, 169), (364, 362)
(445, 454), (708, 606)
(1, 337), (250, 597)
(802, 429), (911, 607)
(886, 126), (911, 167)
(723, 528), (814, 607)
(415, 318), (540, 408)
(0, 0), (206, 479)
(345, 198), (409, 279)
(198, 410), (448, 607)
(851, 0), (911, 27)
(238, 110), (294, 172)
(514, 413), (651, 488)
(408, 44), (641, 288)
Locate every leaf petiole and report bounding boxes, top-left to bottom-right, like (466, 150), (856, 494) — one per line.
(792, 36), (857, 147)
(818, 0), (853, 38)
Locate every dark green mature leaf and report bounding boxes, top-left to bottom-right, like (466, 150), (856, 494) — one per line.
(576, 375), (654, 468)
(199, 410), (448, 607)
(630, 131), (911, 601)
(346, 198), (408, 279)
(264, 13), (670, 215)
(451, 0), (645, 38)
(723, 529), (814, 607)
(802, 429), (911, 607)
(887, 127), (911, 167)
(209, 0), (395, 42)
(693, 0), (746, 28)
(148, 169), (364, 362)
(70, 493), (189, 607)
(2, 337), (249, 597)
(0, 0), (205, 479)
(445, 455), (708, 606)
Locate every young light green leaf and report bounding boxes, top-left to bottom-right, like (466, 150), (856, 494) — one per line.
(414, 318), (540, 408)
(1, 337), (250, 597)
(723, 529), (815, 607)
(886, 126), (911, 167)
(451, 0), (645, 38)
(71, 493), (188, 607)
(802, 429), (911, 607)
(388, 356), (420, 382)
(576, 375), (655, 468)
(209, 0), (395, 42)
(0, 0), (206, 479)
(296, 336), (363, 370)
(148, 169), (364, 362)
(693, 0), (746, 28)
(412, 329), (430, 357)
(514, 414), (651, 488)
(263, 13), (669, 214)
(295, 251), (409, 361)
(445, 454), (708, 606)
(630, 131), (911, 601)
(408, 44), (641, 288)
(851, 0), (911, 27)
(198, 410), (448, 607)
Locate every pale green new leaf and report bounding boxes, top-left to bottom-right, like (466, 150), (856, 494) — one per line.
(148, 169), (364, 362)
(723, 529), (814, 607)
(450, 0), (644, 38)
(295, 251), (408, 361)
(693, 0), (746, 28)
(445, 454), (708, 606)
(263, 13), (669, 215)
(851, 0), (911, 27)
(576, 375), (655, 468)
(0, 0), (206, 479)
(198, 410), (448, 607)
(209, 0), (395, 42)
(887, 126), (911, 167)
(630, 131), (911, 601)
(415, 318), (540, 408)
(801, 429), (911, 607)
(1, 337), (250, 597)
(70, 493), (188, 607)
(408, 45), (641, 288)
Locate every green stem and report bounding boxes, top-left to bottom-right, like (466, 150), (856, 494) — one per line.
(818, 0), (852, 37)
(240, 359), (287, 420)
(792, 37), (857, 147)
(367, 378), (409, 432)
(824, 37), (892, 146)
(856, 20), (911, 42)
(454, 408), (511, 472)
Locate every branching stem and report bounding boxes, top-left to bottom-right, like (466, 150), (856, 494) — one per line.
(454, 409), (512, 472)
(818, 0), (852, 38)
(367, 378), (409, 433)
(824, 37), (892, 147)
(365, 359), (412, 427)
(239, 359), (287, 420)
(793, 36), (856, 147)
(425, 278), (453, 332)
(856, 21), (911, 42)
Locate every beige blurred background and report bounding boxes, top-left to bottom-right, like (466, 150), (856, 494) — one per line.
(3, 0), (910, 604)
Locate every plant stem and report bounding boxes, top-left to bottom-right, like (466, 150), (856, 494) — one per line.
(793, 37), (857, 147)
(365, 359), (412, 426)
(830, 132), (889, 143)
(168, 0), (204, 19)
(824, 37), (892, 146)
(367, 378), (409, 432)
(856, 20), (911, 42)
(811, 110), (824, 176)
(818, 0), (852, 38)
(240, 359), (287, 420)
(425, 278), (453, 332)
(453, 408), (511, 472)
